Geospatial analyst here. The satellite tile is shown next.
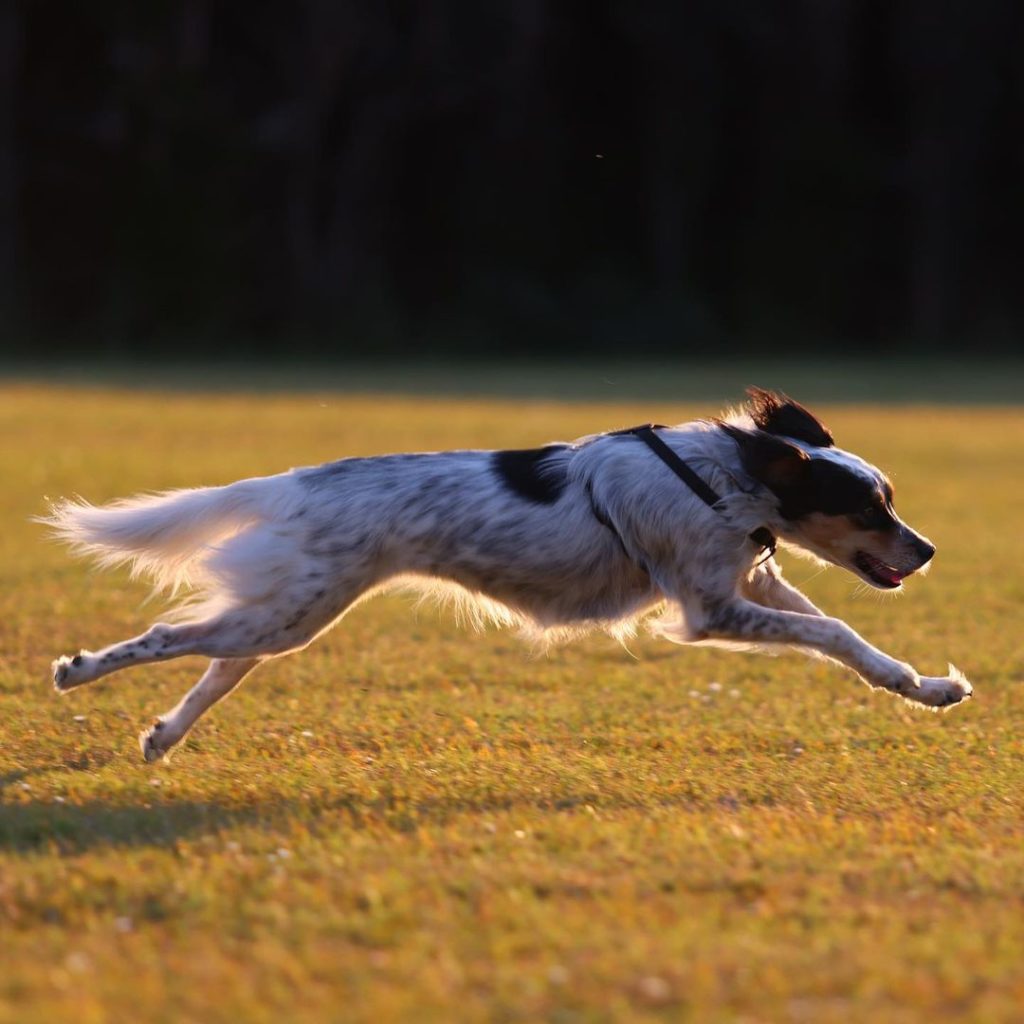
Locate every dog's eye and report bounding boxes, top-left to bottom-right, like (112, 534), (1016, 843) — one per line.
(854, 506), (889, 530)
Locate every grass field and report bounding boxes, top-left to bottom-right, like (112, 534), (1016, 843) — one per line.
(2, 381), (1023, 1023)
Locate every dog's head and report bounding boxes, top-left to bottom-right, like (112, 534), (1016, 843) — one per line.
(721, 387), (935, 589)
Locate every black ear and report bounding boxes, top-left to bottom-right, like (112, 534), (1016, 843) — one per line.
(719, 423), (810, 498)
(745, 386), (834, 448)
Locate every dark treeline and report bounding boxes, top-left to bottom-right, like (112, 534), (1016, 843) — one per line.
(4, 2), (1022, 356)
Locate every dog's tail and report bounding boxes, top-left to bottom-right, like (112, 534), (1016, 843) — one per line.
(36, 475), (298, 595)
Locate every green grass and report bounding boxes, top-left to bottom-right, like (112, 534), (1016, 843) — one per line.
(2, 383), (1023, 1023)
(10, 355), (1024, 402)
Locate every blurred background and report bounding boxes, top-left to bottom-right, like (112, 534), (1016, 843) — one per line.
(2, 1), (1022, 361)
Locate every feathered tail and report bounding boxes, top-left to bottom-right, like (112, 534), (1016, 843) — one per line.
(36, 475), (294, 596)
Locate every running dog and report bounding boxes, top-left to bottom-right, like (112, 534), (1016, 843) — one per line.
(39, 387), (972, 761)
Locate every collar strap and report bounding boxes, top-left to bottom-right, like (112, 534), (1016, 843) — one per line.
(613, 423), (776, 563)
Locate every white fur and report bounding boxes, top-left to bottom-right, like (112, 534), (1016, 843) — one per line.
(38, 401), (973, 761)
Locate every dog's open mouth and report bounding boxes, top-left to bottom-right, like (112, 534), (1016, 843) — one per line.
(854, 551), (905, 589)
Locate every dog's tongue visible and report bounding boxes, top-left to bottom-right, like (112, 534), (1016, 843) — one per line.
(860, 551), (905, 586)
(882, 565), (903, 586)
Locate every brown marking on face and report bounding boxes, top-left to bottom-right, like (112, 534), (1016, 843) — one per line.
(793, 512), (922, 575)
(797, 512), (869, 563)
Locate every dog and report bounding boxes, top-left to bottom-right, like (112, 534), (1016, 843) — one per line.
(38, 387), (972, 762)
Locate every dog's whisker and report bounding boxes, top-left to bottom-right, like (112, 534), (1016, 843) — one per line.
(797, 564), (829, 587)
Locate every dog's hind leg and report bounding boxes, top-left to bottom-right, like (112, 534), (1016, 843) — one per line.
(51, 586), (353, 693)
(51, 611), (285, 693)
(53, 569), (380, 759)
(52, 622), (213, 692)
(139, 657), (262, 762)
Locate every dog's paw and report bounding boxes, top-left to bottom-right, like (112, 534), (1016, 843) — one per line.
(52, 653), (90, 692)
(139, 719), (174, 763)
(905, 664), (974, 710)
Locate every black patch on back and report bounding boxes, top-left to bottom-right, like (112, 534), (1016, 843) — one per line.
(493, 445), (569, 504)
(746, 387), (834, 448)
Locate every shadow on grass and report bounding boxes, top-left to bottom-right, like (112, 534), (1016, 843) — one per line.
(0, 781), (768, 854)
(0, 797), (289, 853)
(0, 792), (520, 853)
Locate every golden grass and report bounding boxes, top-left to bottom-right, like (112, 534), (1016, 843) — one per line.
(2, 384), (1023, 1023)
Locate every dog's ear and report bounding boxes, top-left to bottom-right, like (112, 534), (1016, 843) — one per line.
(720, 423), (810, 496)
(745, 386), (834, 448)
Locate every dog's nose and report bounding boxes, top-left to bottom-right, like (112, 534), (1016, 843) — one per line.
(913, 536), (936, 565)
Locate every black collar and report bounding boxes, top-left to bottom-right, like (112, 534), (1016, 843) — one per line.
(603, 423), (776, 564)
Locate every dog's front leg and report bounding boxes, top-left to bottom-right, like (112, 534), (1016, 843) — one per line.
(741, 561), (824, 616)
(695, 597), (972, 708)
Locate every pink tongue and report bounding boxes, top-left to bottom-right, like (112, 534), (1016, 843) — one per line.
(883, 566), (902, 585)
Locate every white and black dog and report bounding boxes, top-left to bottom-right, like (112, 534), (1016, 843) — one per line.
(40, 387), (972, 762)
